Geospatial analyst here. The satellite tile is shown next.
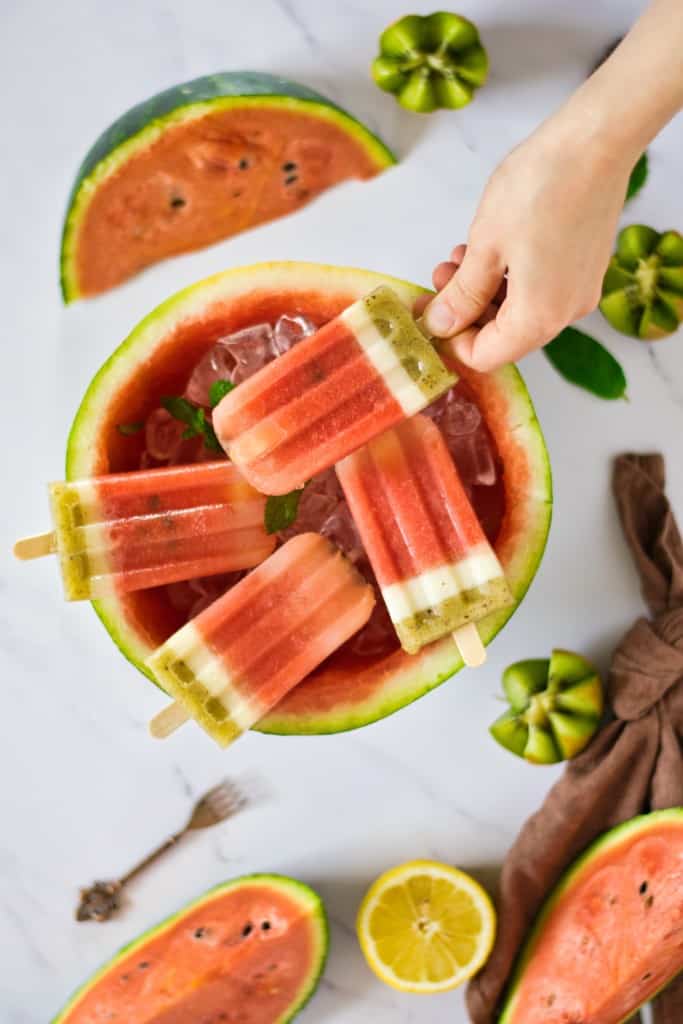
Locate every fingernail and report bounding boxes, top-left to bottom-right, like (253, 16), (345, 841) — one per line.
(425, 300), (456, 336)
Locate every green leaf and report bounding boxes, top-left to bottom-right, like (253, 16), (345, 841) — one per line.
(209, 379), (235, 408)
(543, 327), (628, 400)
(162, 396), (223, 452)
(264, 487), (306, 534)
(626, 152), (648, 202)
(116, 421), (144, 436)
(161, 396), (201, 431)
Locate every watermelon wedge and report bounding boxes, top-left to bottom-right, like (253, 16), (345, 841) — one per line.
(60, 73), (395, 301)
(500, 809), (683, 1023)
(53, 875), (328, 1024)
(65, 261), (552, 735)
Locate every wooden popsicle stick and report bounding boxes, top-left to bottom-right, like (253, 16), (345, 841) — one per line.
(13, 531), (57, 560)
(452, 623), (487, 667)
(149, 701), (190, 739)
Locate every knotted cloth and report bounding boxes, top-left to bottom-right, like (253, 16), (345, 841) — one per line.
(467, 453), (683, 1024)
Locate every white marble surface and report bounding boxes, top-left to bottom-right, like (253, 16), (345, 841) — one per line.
(2, 0), (682, 1020)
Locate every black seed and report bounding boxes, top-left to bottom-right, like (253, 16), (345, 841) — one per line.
(238, 158), (250, 170)
(645, 894), (655, 908)
(261, 920), (271, 931)
(194, 927), (207, 939)
(639, 881), (648, 894)
(242, 923), (253, 937)
(643, 972), (652, 981)
(282, 161), (297, 172)
(284, 174), (298, 185)
(170, 195), (186, 208)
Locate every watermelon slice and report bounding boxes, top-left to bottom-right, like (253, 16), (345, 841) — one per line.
(65, 260), (552, 735)
(53, 874), (328, 1023)
(60, 73), (395, 301)
(499, 809), (683, 1023)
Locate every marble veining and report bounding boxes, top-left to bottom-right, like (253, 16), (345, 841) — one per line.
(1, 1), (681, 1022)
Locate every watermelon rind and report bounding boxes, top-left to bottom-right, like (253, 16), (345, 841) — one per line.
(52, 873), (328, 1024)
(60, 72), (396, 302)
(499, 808), (683, 1023)
(65, 260), (552, 735)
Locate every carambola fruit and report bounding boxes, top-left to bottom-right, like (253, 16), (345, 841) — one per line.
(490, 649), (603, 764)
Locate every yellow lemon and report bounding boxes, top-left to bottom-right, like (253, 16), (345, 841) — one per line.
(357, 859), (496, 993)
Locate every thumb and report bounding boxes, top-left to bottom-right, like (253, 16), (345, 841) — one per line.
(423, 248), (504, 338)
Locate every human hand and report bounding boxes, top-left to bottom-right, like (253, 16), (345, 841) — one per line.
(419, 118), (635, 372)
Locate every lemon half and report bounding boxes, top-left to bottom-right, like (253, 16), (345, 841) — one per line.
(357, 859), (496, 994)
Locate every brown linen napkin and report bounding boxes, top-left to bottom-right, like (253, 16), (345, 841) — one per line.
(467, 453), (683, 1024)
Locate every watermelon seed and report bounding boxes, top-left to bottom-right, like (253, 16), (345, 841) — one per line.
(170, 195), (186, 208)
(232, 191), (243, 198)
(194, 926), (207, 939)
(262, 920), (272, 930)
(282, 161), (297, 172)
(138, 961), (150, 969)
(238, 159), (250, 170)
(643, 972), (652, 981)
(645, 894), (655, 908)
(639, 880), (648, 894)
(242, 923), (253, 936)
(284, 174), (298, 185)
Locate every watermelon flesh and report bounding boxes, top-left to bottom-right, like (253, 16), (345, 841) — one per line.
(61, 74), (395, 300)
(500, 810), (683, 1024)
(54, 875), (328, 1024)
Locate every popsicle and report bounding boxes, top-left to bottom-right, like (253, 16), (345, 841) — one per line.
(147, 532), (375, 746)
(336, 414), (513, 663)
(14, 461), (276, 600)
(212, 285), (457, 495)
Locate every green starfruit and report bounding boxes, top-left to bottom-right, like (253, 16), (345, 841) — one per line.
(371, 12), (488, 113)
(600, 224), (683, 339)
(489, 650), (604, 765)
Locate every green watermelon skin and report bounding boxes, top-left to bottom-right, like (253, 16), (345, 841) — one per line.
(60, 73), (396, 301)
(52, 874), (328, 1024)
(499, 809), (683, 1024)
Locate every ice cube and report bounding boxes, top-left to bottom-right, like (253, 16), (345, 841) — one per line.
(272, 314), (316, 356)
(144, 408), (185, 463)
(185, 340), (237, 407)
(224, 323), (274, 385)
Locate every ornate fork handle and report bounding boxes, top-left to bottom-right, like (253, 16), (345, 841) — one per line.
(76, 830), (186, 922)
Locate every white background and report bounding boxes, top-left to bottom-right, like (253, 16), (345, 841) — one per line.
(1, 0), (681, 1020)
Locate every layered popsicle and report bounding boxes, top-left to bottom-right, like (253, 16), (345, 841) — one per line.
(19, 461), (276, 600)
(147, 532), (375, 746)
(213, 286), (457, 495)
(336, 414), (513, 655)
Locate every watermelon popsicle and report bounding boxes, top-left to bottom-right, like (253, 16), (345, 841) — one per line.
(336, 414), (513, 665)
(148, 533), (375, 746)
(13, 461), (275, 600)
(212, 285), (457, 495)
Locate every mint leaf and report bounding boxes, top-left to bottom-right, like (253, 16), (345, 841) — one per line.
(264, 487), (306, 534)
(544, 327), (627, 400)
(162, 396), (202, 431)
(209, 379), (235, 407)
(162, 396), (223, 452)
(626, 152), (648, 202)
(117, 421), (144, 436)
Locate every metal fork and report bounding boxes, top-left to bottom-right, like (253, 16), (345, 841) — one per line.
(76, 779), (247, 922)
